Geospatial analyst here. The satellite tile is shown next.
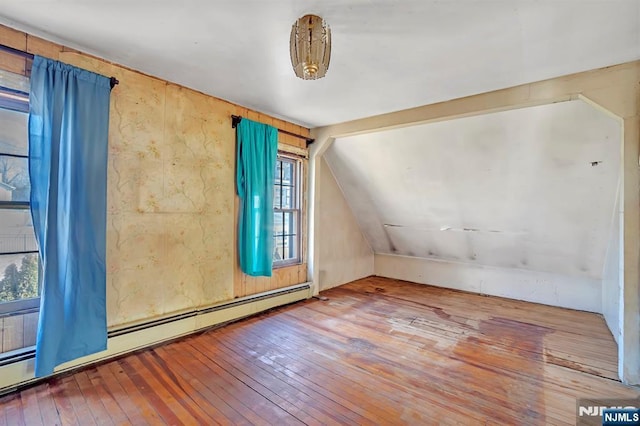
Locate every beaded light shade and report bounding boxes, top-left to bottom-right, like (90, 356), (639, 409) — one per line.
(290, 14), (331, 80)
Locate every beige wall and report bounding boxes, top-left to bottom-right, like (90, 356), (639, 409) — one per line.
(0, 25), (310, 329)
(317, 157), (374, 291)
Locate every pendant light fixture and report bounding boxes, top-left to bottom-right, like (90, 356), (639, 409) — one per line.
(290, 14), (331, 80)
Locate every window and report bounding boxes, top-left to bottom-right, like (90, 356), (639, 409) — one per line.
(273, 156), (301, 266)
(0, 65), (41, 355)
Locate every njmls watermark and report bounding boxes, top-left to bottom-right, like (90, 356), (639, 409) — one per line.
(577, 398), (640, 425)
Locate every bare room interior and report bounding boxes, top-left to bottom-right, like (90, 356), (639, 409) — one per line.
(0, 1), (639, 424)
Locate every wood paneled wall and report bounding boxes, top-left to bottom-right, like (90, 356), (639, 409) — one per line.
(232, 108), (310, 298)
(0, 24), (310, 318)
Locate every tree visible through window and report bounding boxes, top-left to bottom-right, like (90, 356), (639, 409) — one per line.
(0, 253), (38, 302)
(0, 64), (41, 356)
(273, 156), (301, 266)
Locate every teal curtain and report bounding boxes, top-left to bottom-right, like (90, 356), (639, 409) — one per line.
(236, 119), (278, 276)
(29, 56), (111, 377)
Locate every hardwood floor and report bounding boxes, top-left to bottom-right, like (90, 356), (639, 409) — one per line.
(1, 276), (638, 425)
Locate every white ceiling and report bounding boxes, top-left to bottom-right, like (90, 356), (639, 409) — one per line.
(325, 100), (621, 279)
(0, 1), (638, 127)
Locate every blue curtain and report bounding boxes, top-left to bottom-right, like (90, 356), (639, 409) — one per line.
(236, 119), (278, 276)
(29, 56), (111, 377)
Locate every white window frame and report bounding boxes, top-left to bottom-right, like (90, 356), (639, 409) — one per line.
(0, 66), (41, 355)
(273, 155), (302, 268)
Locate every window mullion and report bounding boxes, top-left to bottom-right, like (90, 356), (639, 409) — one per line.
(0, 152), (28, 159)
(0, 202), (30, 210)
(0, 250), (38, 256)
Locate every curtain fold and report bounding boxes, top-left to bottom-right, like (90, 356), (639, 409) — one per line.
(236, 119), (278, 276)
(29, 55), (111, 377)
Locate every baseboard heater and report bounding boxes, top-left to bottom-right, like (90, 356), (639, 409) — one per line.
(108, 282), (311, 338)
(0, 282), (311, 393)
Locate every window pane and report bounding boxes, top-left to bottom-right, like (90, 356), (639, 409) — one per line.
(0, 155), (30, 202)
(0, 251), (40, 353)
(281, 186), (293, 209)
(283, 211), (293, 235)
(282, 212), (298, 261)
(273, 240), (282, 261)
(274, 211), (284, 235)
(285, 234), (297, 260)
(0, 209), (37, 254)
(273, 185), (281, 209)
(275, 160), (282, 185)
(0, 69), (30, 94)
(0, 108), (28, 156)
(273, 211), (283, 261)
(282, 161), (293, 185)
(0, 253), (40, 303)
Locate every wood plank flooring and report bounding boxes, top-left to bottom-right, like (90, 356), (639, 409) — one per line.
(1, 276), (638, 425)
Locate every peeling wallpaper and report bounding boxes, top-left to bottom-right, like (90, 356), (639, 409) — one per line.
(57, 53), (236, 326)
(40, 51), (307, 328)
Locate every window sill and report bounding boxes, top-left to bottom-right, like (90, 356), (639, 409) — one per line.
(273, 260), (302, 270)
(0, 297), (40, 317)
(0, 345), (35, 367)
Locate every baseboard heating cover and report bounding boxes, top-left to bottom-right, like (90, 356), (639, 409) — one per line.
(0, 282), (311, 394)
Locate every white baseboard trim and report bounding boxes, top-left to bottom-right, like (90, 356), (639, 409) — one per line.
(0, 283), (311, 394)
(375, 254), (602, 313)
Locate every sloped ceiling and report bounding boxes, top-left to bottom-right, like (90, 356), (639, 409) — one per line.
(0, 1), (638, 127)
(325, 100), (620, 279)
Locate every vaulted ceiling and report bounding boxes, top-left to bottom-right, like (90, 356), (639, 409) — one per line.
(325, 100), (621, 279)
(0, 1), (638, 127)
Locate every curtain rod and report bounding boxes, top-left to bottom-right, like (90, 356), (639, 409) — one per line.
(0, 43), (120, 89)
(231, 115), (315, 147)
